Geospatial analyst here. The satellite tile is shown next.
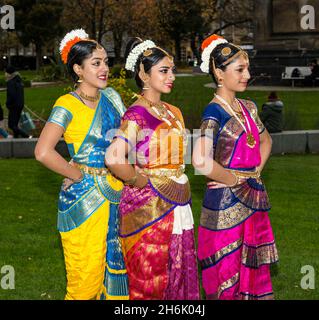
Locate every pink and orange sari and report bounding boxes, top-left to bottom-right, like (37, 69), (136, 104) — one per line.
(115, 104), (200, 300)
(198, 99), (279, 300)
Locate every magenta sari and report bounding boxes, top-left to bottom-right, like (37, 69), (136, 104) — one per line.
(115, 104), (200, 300)
(198, 99), (279, 300)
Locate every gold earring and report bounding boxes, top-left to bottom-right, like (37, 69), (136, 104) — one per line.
(77, 75), (83, 83)
(143, 81), (150, 90)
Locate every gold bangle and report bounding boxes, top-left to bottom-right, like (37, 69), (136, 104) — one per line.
(228, 171), (239, 187)
(124, 173), (138, 186)
(72, 169), (84, 183)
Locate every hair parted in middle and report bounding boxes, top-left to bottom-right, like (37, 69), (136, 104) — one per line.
(124, 37), (174, 89)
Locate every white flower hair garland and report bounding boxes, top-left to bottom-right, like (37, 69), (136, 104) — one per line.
(125, 40), (156, 72)
(59, 29), (89, 64)
(200, 38), (228, 73)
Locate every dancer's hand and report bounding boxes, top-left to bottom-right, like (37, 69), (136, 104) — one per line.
(207, 181), (227, 189)
(134, 166), (149, 188)
(63, 178), (75, 190)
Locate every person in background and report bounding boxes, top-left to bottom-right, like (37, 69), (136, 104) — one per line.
(304, 59), (319, 87)
(5, 65), (30, 138)
(0, 103), (11, 138)
(260, 91), (284, 133)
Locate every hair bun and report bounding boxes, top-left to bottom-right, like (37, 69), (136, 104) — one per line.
(201, 34), (226, 51)
(59, 29), (89, 64)
(124, 37), (143, 62)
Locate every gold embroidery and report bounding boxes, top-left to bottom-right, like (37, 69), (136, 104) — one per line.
(143, 166), (185, 178)
(120, 196), (173, 236)
(200, 238), (243, 269)
(149, 176), (191, 205)
(214, 116), (243, 166)
(241, 242), (279, 268)
(200, 202), (254, 230)
(218, 273), (239, 297)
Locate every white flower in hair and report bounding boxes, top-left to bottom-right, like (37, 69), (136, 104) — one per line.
(200, 38), (228, 74)
(125, 40), (156, 72)
(59, 29), (89, 64)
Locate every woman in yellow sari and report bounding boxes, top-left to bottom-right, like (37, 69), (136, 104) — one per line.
(35, 29), (128, 300)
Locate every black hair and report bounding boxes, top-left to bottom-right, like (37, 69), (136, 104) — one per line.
(66, 40), (106, 83)
(5, 65), (16, 74)
(124, 37), (171, 89)
(208, 43), (245, 84)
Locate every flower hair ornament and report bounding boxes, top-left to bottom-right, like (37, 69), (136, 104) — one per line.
(200, 34), (228, 73)
(125, 40), (156, 72)
(59, 29), (89, 64)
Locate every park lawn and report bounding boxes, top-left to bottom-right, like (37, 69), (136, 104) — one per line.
(0, 155), (318, 300)
(0, 76), (319, 130)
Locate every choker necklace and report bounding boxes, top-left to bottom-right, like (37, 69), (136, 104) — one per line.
(214, 93), (256, 148)
(79, 90), (100, 103)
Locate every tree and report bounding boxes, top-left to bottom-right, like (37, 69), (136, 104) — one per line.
(15, 0), (64, 70)
(62, 0), (109, 43)
(212, 0), (254, 36)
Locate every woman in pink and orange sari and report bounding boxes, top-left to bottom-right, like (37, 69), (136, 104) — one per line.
(106, 38), (199, 300)
(193, 35), (279, 300)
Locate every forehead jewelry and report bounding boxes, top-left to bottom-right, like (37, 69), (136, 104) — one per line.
(221, 47), (232, 57)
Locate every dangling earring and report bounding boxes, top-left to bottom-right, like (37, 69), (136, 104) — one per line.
(143, 81), (150, 90)
(77, 75), (83, 83)
(217, 79), (223, 88)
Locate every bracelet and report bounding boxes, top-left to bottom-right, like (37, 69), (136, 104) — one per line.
(124, 173), (138, 186)
(228, 171), (239, 187)
(71, 169), (84, 183)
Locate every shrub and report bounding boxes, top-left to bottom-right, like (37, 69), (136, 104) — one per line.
(108, 68), (135, 107)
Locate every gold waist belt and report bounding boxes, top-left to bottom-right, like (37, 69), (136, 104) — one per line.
(229, 168), (260, 179)
(142, 166), (185, 178)
(73, 163), (109, 176)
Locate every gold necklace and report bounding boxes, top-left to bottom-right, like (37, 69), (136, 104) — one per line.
(79, 90), (100, 102)
(233, 100), (245, 123)
(137, 94), (168, 118)
(136, 94), (184, 132)
(214, 94), (256, 148)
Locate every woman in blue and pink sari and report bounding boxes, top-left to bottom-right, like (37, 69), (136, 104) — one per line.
(193, 35), (279, 300)
(106, 38), (199, 300)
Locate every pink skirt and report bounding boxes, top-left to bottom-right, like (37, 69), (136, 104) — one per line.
(198, 210), (279, 300)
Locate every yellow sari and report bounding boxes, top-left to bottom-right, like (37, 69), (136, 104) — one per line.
(48, 88), (129, 300)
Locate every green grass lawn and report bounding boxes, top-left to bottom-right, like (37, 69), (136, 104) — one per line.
(0, 76), (319, 131)
(0, 155), (318, 300)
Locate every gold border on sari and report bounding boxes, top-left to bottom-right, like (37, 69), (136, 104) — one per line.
(200, 202), (254, 231)
(214, 116), (244, 167)
(200, 238), (243, 269)
(120, 196), (174, 237)
(241, 242), (279, 268)
(218, 273), (239, 298)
